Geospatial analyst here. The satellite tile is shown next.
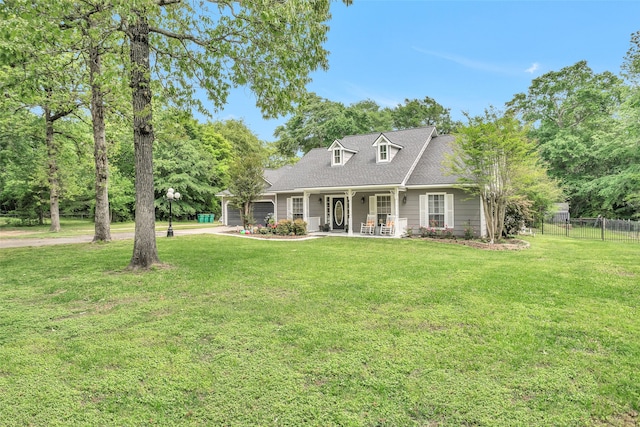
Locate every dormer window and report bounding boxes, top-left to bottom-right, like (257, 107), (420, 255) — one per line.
(328, 140), (357, 166)
(379, 144), (388, 162)
(373, 134), (402, 163)
(333, 148), (342, 165)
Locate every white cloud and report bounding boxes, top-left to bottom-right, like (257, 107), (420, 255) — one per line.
(413, 47), (540, 77)
(526, 62), (540, 74)
(341, 82), (400, 108)
(412, 47), (512, 74)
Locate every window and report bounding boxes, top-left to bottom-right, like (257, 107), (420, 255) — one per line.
(428, 194), (445, 228)
(376, 195), (391, 224)
(420, 193), (454, 229)
(292, 197), (303, 220)
(379, 144), (388, 161)
(333, 148), (342, 165)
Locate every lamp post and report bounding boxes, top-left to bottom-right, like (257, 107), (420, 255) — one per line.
(166, 188), (181, 237)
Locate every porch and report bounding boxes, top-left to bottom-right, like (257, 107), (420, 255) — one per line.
(306, 215), (408, 238)
(296, 188), (407, 238)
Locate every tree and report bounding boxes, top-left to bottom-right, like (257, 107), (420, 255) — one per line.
(274, 93), (354, 156)
(215, 119), (267, 228)
(113, 0), (350, 269)
(69, 1), (127, 242)
(227, 153), (266, 229)
(273, 94), (457, 157)
(153, 109), (220, 219)
(0, 111), (49, 223)
(0, 2), (85, 232)
(448, 109), (548, 243)
(507, 60), (624, 217)
(392, 97), (458, 133)
(1, 0), (123, 239)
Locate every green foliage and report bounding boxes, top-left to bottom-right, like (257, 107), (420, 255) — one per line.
(463, 220), (475, 240)
(419, 225), (454, 239)
(292, 218), (308, 236)
(275, 218), (293, 235)
(1, 236), (638, 425)
(507, 60), (629, 218)
(391, 96), (459, 133)
(503, 196), (534, 236)
(448, 109), (547, 243)
(274, 93), (358, 156)
(273, 93), (456, 156)
(153, 109), (221, 219)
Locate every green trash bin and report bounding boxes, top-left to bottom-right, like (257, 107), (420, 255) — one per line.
(197, 214), (203, 223)
(210, 214), (215, 223)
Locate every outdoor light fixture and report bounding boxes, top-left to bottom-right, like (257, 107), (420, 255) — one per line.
(166, 188), (181, 237)
(361, 196), (365, 204)
(402, 195), (407, 204)
(319, 197), (323, 203)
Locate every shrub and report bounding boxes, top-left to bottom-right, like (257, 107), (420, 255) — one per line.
(419, 226), (454, 239)
(276, 219), (292, 235)
(292, 219), (307, 236)
(441, 227), (454, 239)
(464, 220), (475, 240)
(419, 226), (437, 238)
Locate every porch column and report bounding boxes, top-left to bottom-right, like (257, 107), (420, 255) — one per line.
(303, 191), (309, 223)
(347, 189), (354, 236)
(394, 187), (400, 237)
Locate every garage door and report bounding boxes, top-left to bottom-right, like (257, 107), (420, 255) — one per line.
(226, 201), (275, 226)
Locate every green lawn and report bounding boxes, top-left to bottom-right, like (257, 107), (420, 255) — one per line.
(0, 218), (216, 239)
(0, 235), (638, 426)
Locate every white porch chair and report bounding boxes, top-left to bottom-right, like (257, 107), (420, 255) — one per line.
(360, 214), (376, 235)
(379, 214), (395, 235)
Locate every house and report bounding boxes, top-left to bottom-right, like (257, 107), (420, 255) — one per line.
(218, 126), (486, 238)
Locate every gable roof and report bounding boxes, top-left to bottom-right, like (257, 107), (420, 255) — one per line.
(267, 127), (461, 192)
(405, 134), (459, 186)
(264, 166), (292, 188)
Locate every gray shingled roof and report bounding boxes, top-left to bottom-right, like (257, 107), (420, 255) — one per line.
(405, 134), (460, 186)
(264, 166), (293, 190)
(266, 127), (459, 192)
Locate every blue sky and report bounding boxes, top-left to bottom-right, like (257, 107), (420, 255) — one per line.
(207, 1), (640, 142)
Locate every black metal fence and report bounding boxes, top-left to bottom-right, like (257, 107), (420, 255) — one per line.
(539, 216), (640, 243)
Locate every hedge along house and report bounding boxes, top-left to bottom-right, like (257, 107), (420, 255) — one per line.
(218, 126), (487, 238)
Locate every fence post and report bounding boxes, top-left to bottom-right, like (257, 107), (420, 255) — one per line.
(601, 217), (605, 241)
(565, 218), (569, 237)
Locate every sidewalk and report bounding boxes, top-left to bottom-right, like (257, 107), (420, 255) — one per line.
(0, 226), (236, 249)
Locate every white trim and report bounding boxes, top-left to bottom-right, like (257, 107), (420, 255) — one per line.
(347, 189), (354, 236)
(328, 140), (357, 167)
(423, 192), (451, 229)
(372, 134), (402, 149)
(445, 193), (454, 229)
(405, 184), (473, 190)
(274, 194), (278, 221)
(374, 193), (393, 225)
(332, 147), (343, 166)
(401, 127), (436, 186)
(378, 143), (389, 163)
(286, 197), (293, 220)
(303, 192), (309, 223)
(369, 196), (376, 219)
(480, 196), (487, 237)
(283, 184), (405, 193)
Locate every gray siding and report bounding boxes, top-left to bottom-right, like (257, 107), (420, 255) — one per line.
(401, 188), (482, 238)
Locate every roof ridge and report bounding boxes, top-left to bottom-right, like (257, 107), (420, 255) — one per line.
(401, 127), (436, 186)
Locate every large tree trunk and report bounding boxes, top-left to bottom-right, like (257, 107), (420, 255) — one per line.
(90, 42), (112, 242)
(128, 13), (160, 269)
(45, 107), (61, 233)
